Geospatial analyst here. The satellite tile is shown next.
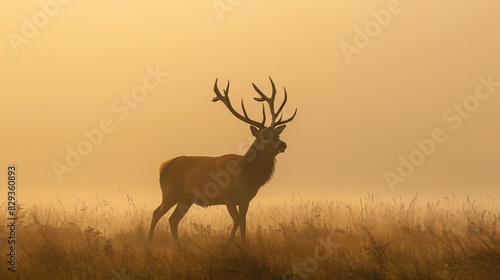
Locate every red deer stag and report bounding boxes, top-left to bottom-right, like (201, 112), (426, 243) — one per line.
(148, 77), (297, 243)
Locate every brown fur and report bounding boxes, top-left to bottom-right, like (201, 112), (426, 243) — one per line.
(148, 131), (286, 243)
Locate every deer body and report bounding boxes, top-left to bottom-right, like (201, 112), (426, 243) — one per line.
(148, 78), (296, 243)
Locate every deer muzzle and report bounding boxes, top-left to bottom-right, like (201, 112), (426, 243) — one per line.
(275, 141), (287, 153)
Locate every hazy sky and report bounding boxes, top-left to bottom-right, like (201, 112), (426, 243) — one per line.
(1, 1), (499, 208)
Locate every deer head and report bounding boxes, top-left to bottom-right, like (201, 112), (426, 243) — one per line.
(213, 77), (297, 157)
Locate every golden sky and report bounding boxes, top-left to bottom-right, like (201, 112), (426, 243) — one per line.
(1, 1), (499, 208)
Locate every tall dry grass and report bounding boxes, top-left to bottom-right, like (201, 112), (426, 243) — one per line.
(1, 194), (499, 279)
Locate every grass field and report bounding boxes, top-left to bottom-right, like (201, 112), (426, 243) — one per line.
(1, 194), (499, 279)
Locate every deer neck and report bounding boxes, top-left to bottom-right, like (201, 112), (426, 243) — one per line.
(241, 140), (276, 188)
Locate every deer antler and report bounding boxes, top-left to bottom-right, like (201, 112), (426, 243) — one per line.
(213, 79), (266, 129)
(251, 77), (297, 128)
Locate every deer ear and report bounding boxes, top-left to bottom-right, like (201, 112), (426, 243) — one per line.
(250, 126), (260, 137)
(275, 125), (286, 134)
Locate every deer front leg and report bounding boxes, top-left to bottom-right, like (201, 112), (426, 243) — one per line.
(226, 203), (239, 243)
(238, 202), (249, 242)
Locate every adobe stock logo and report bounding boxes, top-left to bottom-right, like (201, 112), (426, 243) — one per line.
(282, 236), (339, 279)
(8, 0), (73, 54)
(213, 0), (244, 21)
(339, 0), (408, 63)
(385, 74), (500, 191)
(51, 65), (169, 182)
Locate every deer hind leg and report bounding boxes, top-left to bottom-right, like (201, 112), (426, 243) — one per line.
(169, 197), (193, 240)
(148, 196), (178, 243)
(226, 203), (240, 243)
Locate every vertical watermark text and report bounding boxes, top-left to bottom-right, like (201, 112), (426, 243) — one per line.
(6, 166), (17, 272)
